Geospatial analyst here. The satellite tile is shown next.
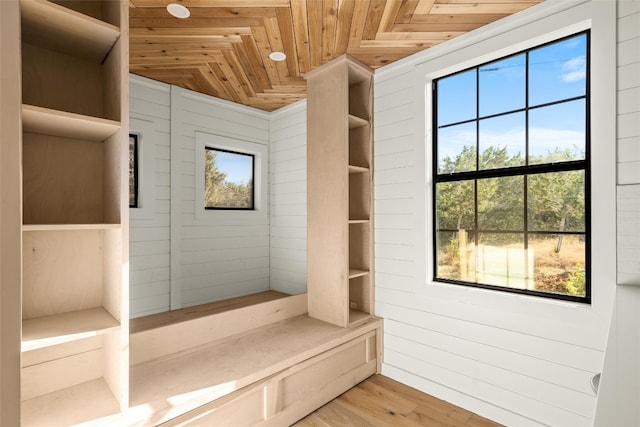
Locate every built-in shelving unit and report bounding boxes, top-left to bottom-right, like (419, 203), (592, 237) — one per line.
(22, 104), (120, 141)
(17, 0), (129, 424)
(305, 54), (374, 328)
(20, 0), (120, 62)
(22, 307), (120, 352)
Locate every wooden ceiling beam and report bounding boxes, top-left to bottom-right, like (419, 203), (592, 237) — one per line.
(275, 7), (300, 77)
(130, 51), (233, 63)
(130, 56), (224, 67)
(263, 17), (290, 81)
(347, 0), (370, 49)
(360, 39), (440, 48)
(239, 34), (273, 91)
(129, 43), (240, 52)
(290, 0), (311, 73)
(264, 86), (307, 93)
(132, 67), (201, 83)
(213, 51), (254, 101)
(395, 0), (421, 24)
(377, 0), (403, 33)
(206, 61), (244, 103)
(130, 17), (265, 28)
(196, 65), (227, 98)
(129, 7), (278, 18)
(251, 26), (282, 85)
(361, 0), (386, 41)
(408, 13), (507, 24)
(430, 2), (542, 14)
(232, 43), (270, 93)
(334, 0), (355, 55)
(374, 30), (465, 41)
(130, 27), (252, 36)
(306, 0), (323, 68)
(414, 0), (435, 15)
(321, 0), (339, 62)
(130, 0), (289, 7)
(191, 67), (224, 98)
(392, 22), (491, 32)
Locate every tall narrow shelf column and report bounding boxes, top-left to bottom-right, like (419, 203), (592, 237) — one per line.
(17, 0), (129, 425)
(305, 54), (374, 328)
(0, 2), (23, 425)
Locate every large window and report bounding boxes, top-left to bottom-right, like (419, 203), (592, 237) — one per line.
(433, 31), (590, 302)
(204, 147), (255, 210)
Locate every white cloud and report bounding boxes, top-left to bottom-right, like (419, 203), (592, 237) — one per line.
(480, 128), (525, 149)
(529, 127), (584, 156)
(439, 126), (584, 160)
(561, 56), (586, 83)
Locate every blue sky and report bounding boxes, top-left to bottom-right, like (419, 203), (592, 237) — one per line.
(436, 33), (587, 169)
(216, 150), (253, 184)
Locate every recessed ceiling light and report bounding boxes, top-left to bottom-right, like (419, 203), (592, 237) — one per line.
(167, 3), (190, 19)
(269, 51), (287, 62)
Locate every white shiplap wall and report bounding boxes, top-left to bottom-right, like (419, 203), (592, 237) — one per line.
(616, 0), (640, 285)
(129, 75), (172, 317)
(170, 87), (271, 309)
(269, 100), (307, 295)
(594, 1), (640, 425)
(373, 1), (618, 425)
(130, 77), (284, 316)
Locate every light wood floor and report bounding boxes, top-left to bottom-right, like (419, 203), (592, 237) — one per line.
(294, 375), (502, 427)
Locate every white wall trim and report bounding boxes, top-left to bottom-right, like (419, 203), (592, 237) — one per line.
(180, 87), (271, 120)
(270, 98), (306, 119)
(170, 86), (183, 310)
(130, 73), (170, 93)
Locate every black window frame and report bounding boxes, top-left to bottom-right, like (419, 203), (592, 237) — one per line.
(432, 30), (591, 304)
(129, 133), (139, 209)
(204, 146), (255, 211)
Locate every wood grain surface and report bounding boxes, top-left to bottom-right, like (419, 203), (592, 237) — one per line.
(129, 0), (542, 111)
(295, 374), (504, 427)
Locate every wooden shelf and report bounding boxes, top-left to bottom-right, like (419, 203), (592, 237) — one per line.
(349, 309), (372, 326)
(349, 164), (369, 174)
(22, 104), (120, 141)
(22, 223), (120, 232)
(20, 0), (120, 63)
(348, 114), (369, 129)
(349, 172), (371, 221)
(22, 307), (119, 352)
(21, 378), (121, 427)
(349, 269), (369, 279)
(349, 219), (369, 224)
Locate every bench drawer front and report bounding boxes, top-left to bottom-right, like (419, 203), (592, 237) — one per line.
(162, 327), (379, 427)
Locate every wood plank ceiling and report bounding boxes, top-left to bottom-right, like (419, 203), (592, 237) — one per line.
(129, 0), (543, 111)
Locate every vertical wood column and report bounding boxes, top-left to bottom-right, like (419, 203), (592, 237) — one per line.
(0, 1), (22, 424)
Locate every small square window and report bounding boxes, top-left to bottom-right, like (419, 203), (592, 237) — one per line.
(204, 147), (254, 210)
(129, 134), (138, 208)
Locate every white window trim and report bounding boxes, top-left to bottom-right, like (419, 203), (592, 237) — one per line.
(408, 0), (615, 330)
(195, 131), (268, 223)
(129, 117), (156, 220)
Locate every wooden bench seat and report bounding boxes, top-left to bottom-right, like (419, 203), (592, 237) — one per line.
(128, 294), (381, 426)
